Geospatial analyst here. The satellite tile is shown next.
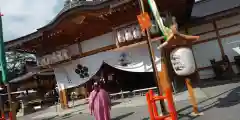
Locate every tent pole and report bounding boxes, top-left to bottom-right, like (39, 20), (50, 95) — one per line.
(7, 84), (16, 120)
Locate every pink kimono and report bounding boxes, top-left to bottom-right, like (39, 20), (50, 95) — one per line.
(89, 89), (111, 120)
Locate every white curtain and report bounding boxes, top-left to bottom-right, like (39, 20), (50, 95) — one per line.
(104, 42), (162, 72)
(54, 42), (162, 89)
(54, 52), (105, 90)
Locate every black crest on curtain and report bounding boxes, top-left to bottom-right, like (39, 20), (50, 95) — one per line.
(75, 64), (89, 78)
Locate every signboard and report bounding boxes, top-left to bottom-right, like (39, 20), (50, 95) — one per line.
(39, 49), (70, 66)
(137, 12), (152, 32)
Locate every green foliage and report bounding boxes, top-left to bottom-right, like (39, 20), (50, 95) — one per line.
(5, 51), (36, 81)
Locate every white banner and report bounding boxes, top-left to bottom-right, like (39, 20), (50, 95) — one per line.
(104, 42), (161, 72)
(54, 42), (161, 90)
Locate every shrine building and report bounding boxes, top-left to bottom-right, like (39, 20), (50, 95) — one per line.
(4, 0), (240, 107)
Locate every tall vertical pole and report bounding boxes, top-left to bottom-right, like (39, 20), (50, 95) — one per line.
(0, 13), (4, 118)
(0, 12), (15, 120)
(137, 0), (167, 114)
(0, 90), (4, 118)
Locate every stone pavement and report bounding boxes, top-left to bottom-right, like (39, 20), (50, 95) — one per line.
(18, 80), (240, 120)
(18, 87), (207, 120)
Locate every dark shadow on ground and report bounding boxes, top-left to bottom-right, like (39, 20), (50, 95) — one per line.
(111, 102), (121, 106)
(216, 86), (240, 108)
(199, 76), (240, 88)
(23, 104), (54, 116)
(60, 113), (74, 119)
(112, 112), (134, 120)
(142, 117), (149, 120)
(177, 85), (235, 114)
(177, 86), (240, 119)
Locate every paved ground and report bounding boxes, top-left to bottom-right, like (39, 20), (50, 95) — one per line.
(18, 80), (240, 120)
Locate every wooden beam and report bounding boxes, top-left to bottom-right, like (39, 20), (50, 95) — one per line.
(213, 21), (225, 57)
(112, 37), (164, 51)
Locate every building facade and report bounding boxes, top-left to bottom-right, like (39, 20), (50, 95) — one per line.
(4, 0), (240, 106)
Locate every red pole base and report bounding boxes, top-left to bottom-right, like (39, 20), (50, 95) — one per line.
(1, 114), (4, 119)
(8, 112), (12, 120)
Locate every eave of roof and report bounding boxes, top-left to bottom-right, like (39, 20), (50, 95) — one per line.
(191, 0), (240, 18)
(5, 31), (42, 50)
(5, 0), (195, 52)
(38, 0), (119, 31)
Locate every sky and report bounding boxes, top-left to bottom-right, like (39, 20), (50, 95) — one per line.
(0, 0), (64, 41)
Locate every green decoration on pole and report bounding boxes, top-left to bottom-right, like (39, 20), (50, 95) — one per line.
(147, 0), (172, 40)
(0, 13), (7, 84)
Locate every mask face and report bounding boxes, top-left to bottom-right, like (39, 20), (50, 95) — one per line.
(170, 47), (196, 76)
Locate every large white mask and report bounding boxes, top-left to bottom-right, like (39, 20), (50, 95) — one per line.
(170, 47), (196, 76)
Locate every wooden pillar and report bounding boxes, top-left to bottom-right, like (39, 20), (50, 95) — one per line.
(213, 21), (235, 75)
(59, 84), (68, 109)
(213, 21), (225, 58)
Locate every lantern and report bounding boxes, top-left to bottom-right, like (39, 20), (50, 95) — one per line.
(124, 27), (133, 41)
(170, 47), (196, 76)
(62, 49), (70, 59)
(56, 51), (64, 61)
(51, 52), (58, 63)
(41, 58), (47, 66)
(41, 57), (50, 66)
(117, 30), (126, 43)
(132, 25), (142, 39)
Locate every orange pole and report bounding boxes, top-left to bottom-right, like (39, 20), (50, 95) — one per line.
(185, 78), (199, 114)
(158, 55), (175, 114)
(146, 92), (155, 120)
(149, 90), (159, 117)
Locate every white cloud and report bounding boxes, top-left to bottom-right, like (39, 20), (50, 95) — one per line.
(0, 0), (63, 41)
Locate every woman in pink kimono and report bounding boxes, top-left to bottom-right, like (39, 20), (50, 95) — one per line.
(89, 82), (111, 120)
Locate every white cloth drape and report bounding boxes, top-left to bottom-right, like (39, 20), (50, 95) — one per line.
(104, 42), (161, 72)
(54, 42), (162, 89)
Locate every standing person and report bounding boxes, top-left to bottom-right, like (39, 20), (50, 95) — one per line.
(89, 81), (111, 120)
